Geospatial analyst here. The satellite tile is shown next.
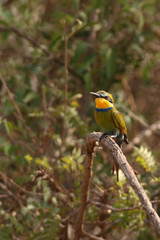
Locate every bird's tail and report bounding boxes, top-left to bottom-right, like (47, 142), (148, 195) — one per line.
(124, 134), (129, 144)
(112, 160), (119, 182)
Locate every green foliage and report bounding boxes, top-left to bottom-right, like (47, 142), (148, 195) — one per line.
(105, 48), (117, 79)
(132, 146), (156, 173)
(61, 147), (84, 171)
(24, 154), (51, 170)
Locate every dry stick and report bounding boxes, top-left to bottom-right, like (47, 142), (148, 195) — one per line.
(0, 172), (43, 196)
(61, 20), (69, 142)
(42, 85), (49, 135)
(0, 73), (35, 141)
(120, 105), (149, 129)
(90, 200), (160, 213)
(74, 137), (95, 240)
(122, 76), (137, 112)
(82, 230), (105, 240)
(120, 105), (160, 137)
(126, 120), (160, 152)
(74, 132), (160, 240)
(63, 21), (69, 112)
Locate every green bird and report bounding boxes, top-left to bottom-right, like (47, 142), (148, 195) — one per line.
(90, 90), (129, 180)
(90, 90), (129, 144)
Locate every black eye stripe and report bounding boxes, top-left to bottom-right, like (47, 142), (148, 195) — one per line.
(101, 95), (113, 102)
(103, 96), (109, 100)
(105, 97), (113, 103)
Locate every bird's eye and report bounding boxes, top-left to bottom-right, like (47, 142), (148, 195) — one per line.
(106, 97), (113, 103)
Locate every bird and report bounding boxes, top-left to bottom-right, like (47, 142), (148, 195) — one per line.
(90, 90), (129, 181)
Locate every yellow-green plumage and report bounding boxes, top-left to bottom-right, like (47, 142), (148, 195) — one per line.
(94, 109), (124, 134)
(91, 90), (128, 144)
(90, 90), (129, 181)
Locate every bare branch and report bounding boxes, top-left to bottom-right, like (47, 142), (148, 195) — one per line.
(0, 73), (35, 142)
(0, 172), (43, 196)
(62, 20), (69, 142)
(74, 137), (95, 240)
(82, 230), (105, 240)
(122, 76), (137, 112)
(90, 200), (160, 212)
(74, 132), (160, 239)
(63, 21), (69, 109)
(126, 120), (160, 152)
(120, 105), (149, 129)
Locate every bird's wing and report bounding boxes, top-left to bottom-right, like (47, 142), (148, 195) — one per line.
(111, 110), (127, 135)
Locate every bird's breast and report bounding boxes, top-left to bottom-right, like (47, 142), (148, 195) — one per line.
(94, 109), (116, 132)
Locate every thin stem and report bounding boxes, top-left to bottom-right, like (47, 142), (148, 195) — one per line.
(62, 20), (69, 142)
(0, 73), (35, 142)
(74, 138), (95, 240)
(90, 200), (160, 212)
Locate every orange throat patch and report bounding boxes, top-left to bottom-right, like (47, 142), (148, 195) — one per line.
(95, 98), (113, 109)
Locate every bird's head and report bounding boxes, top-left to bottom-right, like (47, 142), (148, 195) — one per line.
(90, 90), (114, 104)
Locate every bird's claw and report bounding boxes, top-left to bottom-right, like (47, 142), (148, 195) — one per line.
(99, 132), (124, 148)
(99, 132), (108, 142)
(99, 132), (118, 142)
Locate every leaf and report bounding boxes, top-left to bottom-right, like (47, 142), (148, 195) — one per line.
(142, 64), (151, 85)
(77, 156), (84, 163)
(4, 120), (14, 134)
(75, 148), (81, 158)
(61, 156), (72, 164)
(131, 43), (143, 54)
(49, 34), (62, 50)
(136, 156), (148, 171)
(93, 0), (102, 9)
(35, 157), (42, 165)
(42, 181), (51, 202)
(24, 154), (33, 164)
(71, 93), (82, 100)
(72, 147), (77, 155)
(23, 92), (39, 104)
(105, 48), (117, 79)
(84, 72), (91, 90)
(68, 19), (84, 39)
(70, 42), (88, 63)
(138, 12), (144, 30)
(73, 0), (80, 9)
(42, 157), (51, 169)
(132, 146), (156, 172)
(35, 157), (51, 169)
(52, 11), (74, 23)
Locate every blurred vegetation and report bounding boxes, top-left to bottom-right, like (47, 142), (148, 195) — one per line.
(0, 0), (160, 239)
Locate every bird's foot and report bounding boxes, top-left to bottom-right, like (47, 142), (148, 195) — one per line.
(114, 133), (124, 147)
(99, 132), (118, 142)
(99, 132), (124, 148)
(99, 132), (108, 142)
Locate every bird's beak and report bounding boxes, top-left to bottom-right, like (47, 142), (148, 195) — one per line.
(90, 92), (100, 97)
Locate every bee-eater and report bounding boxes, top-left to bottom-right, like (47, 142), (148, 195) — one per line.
(90, 90), (129, 181)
